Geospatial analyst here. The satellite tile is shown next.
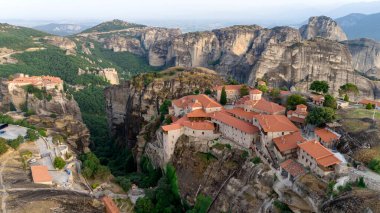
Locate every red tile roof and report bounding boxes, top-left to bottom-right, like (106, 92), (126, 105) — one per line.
(172, 94), (222, 109)
(182, 121), (215, 130)
(280, 91), (291, 96)
(280, 159), (306, 178)
(255, 114), (298, 133)
(101, 196), (120, 213)
(245, 98), (285, 114)
(273, 131), (305, 153)
(187, 109), (209, 118)
(211, 111), (259, 134)
(162, 123), (182, 131)
(225, 108), (258, 121)
(359, 99), (380, 107)
(288, 116), (306, 124)
(250, 89), (262, 94)
(298, 141), (341, 167)
(315, 128), (340, 143)
(31, 165), (52, 183)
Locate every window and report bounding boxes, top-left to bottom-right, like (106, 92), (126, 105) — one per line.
(202, 132), (204, 135)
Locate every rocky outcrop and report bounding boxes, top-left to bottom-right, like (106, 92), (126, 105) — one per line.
(250, 37), (376, 98)
(27, 92), (82, 121)
(99, 27), (181, 56)
(43, 36), (77, 54)
(300, 16), (348, 41)
(104, 68), (224, 148)
(27, 115), (90, 153)
(342, 38), (380, 78)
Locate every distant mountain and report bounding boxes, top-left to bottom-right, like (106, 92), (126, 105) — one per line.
(34, 23), (92, 36)
(80, 19), (146, 34)
(327, 1), (380, 18)
(336, 13), (380, 41)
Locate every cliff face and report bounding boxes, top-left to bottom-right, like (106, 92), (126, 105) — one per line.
(342, 38), (380, 78)
(104, 68), (224, 148)
(300, 16), (348, 41)
(98, 27), (181, 56)
(251, 38), (376, 98)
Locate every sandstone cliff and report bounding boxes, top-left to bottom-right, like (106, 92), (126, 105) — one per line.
(342, 38), (380, 78)
(43, 36), (77, 54)
(300, 16), (348, 41)
(104, 67), (224, 148)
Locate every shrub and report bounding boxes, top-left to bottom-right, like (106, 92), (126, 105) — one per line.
(356, 177), (366, 188)
(368, 159), (380, 174)
(241, 150), (249, 159)
(286, 94), (306, 110)
(0, 138), (9, 155)
(366, 103), (375, 110)
(204, 88), (212, 95)
(135, 197), (155, 213)
(251, 157), (261, 164)
(273, 200), (292, 213)
(26, 129), (39, 141)
(54, 157), (66, 170)
(257, 85), (268, 93)
(7, 135), (24, 149)
(115, 176), (132, 192)
(240, 85), (249, 97)
(323, 94), (337, 109)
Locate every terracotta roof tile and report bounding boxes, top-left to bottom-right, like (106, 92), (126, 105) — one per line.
(255, 115), (298, 133)
(245, 99), (285, 114)
(273, 131), (305, 153)
(250, 89), (262, 94)
(187, 109), (209, 118)
(298, 141), (341, 167)
(359, 99), (380, 107)
(172, 94), (222, 109)
(101, 196), (120, 213)
(211, 111), (259, 134)
(280, 159), (306, 177)
(162, 124), (182, 131)
(225, 108), (258, 121)
(31, 165), (52, 183)
(289, 116), (306, 124)
(182, 121), (215, 130)
(315, 128), (340, 143)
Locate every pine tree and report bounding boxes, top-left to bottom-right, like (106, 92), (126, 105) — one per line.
(220, 86), (227, 105)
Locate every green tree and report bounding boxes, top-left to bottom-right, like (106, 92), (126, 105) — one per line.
(135, 197), (155, 213)
(310, 81), (329, 94)
(53, 157), (66, 170)
(257, 85), (268, 93)
(306, 107), (336, 126)
(366, 103), (375, 110)
(166, 164), (180, 199)
(160, 99), (172, 121)
(240, 85), (249, 97)
(220, 87), (227, 105)
(286, 94), (306, 110)
(344, 94), (349, 102)
(115, 176), (132, 192)
(0, 138), (9, 155)
(323, 94), (337, 109)
(26, 129), (39, 141)
(339, 83), (359, 96)
(204, 88), (212, 95)
(269, 88), (281, 99)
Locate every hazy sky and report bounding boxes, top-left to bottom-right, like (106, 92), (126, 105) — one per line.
(0, 0), (379, 24)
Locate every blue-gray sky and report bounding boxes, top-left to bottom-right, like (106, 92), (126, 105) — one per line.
(0, 0), (380, 25)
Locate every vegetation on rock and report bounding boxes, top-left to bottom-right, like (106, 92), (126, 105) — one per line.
(310, 80), (329, 93)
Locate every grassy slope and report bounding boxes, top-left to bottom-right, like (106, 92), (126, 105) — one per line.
(0, 24), (49, 50)
(80, 19), (146, 34)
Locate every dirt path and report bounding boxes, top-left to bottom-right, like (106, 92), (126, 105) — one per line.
(0, 151), (14, 213)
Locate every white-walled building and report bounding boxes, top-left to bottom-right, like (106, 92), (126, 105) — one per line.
(314, 128), (341, 149)
(238, 89), (286, 115)
(273, 131), (305, 161)
(287, 104), (308, 125)
(253, 114), (299, 146)
(8, 75), (64, 91)
(297, 140), (341, 176)
(210, 111), (259, 149)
